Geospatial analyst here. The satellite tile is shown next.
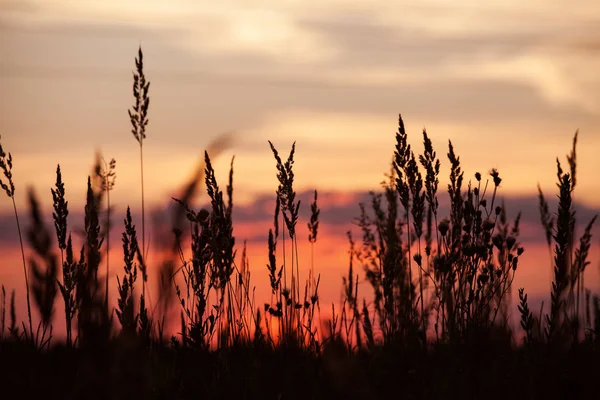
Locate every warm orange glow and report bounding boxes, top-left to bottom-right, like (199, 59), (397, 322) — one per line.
(1, 0), (599, 343)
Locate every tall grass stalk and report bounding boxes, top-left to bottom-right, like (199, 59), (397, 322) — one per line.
(98, 158), (116, 316)
(116, 206), (139, 336)
(51, 165), (78, 347)
(0, 136), (33, 342)
(27, 188), (60, 348)
(128, 46), (150, 299)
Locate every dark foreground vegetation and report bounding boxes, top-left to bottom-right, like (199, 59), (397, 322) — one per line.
(0, 48), (598, 399)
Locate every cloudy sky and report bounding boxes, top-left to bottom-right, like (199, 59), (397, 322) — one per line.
(0, 0), (599, 331)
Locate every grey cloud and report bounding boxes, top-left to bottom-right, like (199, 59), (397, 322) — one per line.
(228, 189), (600, 239)
(566, 36), (600, 54)
(300, 17), (548, 69)
(0, 213), (20, 244)
(1, 13), (599, 159)
(220, 189), (600, 246)
(1, 189), (598, 255)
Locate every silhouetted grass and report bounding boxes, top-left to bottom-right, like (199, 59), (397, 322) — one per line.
(0, 47), (599, 400)
(0, 136), (33, 341)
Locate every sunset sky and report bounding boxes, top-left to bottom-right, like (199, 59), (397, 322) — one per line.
(1, 0), (599, 333)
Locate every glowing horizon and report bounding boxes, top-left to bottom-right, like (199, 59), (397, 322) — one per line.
(1, 0), (599, 340)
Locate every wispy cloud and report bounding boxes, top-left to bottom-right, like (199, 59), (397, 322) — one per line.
(2, 189), (598, 247)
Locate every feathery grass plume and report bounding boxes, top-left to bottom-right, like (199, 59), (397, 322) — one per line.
(269, 140), (303, 341)
(97, 157), (116, 316)
(342, 232), (361, 351)
(0, 136), (33, 340)
(77, 176), (109, 347)
(308, 189), (320, 292)
(308, 190), (320, 244)
(51, 165), (68, 257)
(204, 150), (235, 294)
(537, 184), (554, 251)
(269, 141), (300, 239)
(518, 288), (535, 346)
(546, 170), (574, 343)
(392, 116), (413, 314)
(57, 235), (81, 348)
(116, 207), (139, 335)
(572, 215), (597, 334)
(128, 45), (150, 296)
(269, 140), (300, 297)
(51, 164), (75, 346)
(26, 188), (58, 346)
(446, 140), (464, 251)
(419, 129), (441, 257)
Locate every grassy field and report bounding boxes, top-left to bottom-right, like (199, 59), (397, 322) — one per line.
(0, 47), (598, 400)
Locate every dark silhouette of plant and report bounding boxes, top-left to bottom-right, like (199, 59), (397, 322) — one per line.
(352, 115), (524, 347)
(26, 188), (58, 348)
(539, 133), (597, 346)
(77, 177), (109, 347)
(97, 157), (116, 316)
(518, 288), (535, 346)
(0, 136), (33, 341)
(0, 43), (599, 400)
(116, 207), (139, 335)
(128, 45), (150, 300)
